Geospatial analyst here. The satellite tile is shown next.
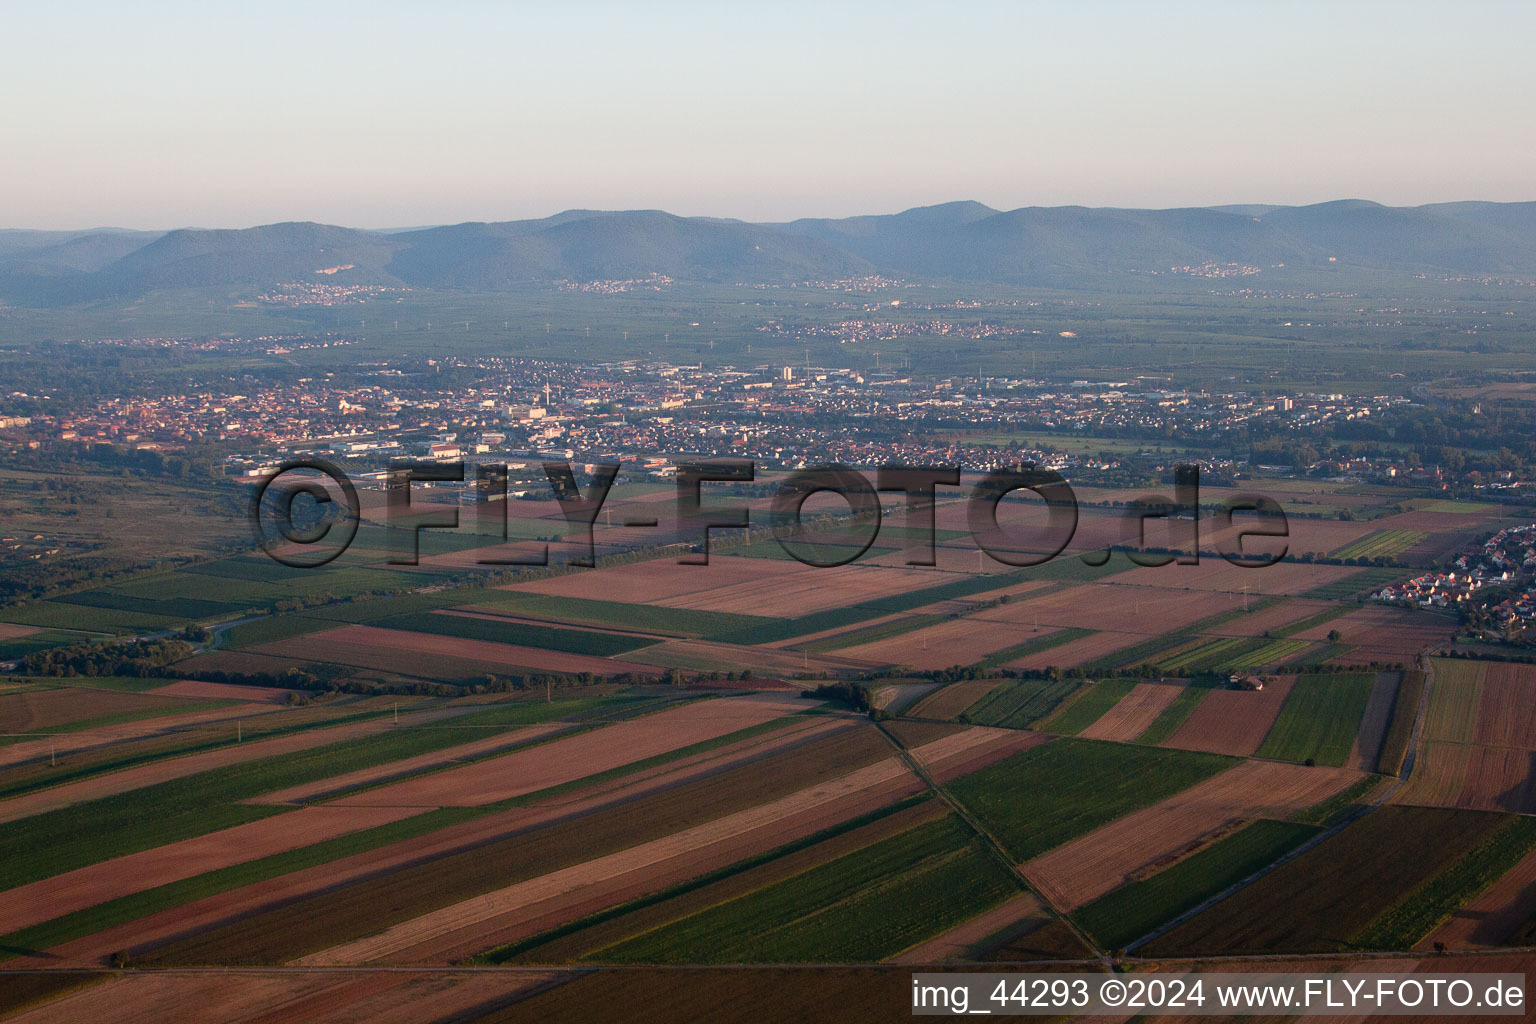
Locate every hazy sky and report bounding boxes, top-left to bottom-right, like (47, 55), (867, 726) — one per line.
(4, 1), (1534, 229)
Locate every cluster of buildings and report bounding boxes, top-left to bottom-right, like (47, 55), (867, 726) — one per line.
(556, 273), (673, 294)
(1375, 524), (1536, 621)
(255, 282), (409, 306)
(0, 349), (1413, 483)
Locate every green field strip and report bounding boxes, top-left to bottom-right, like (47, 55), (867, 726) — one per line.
(947, 738), (1234, 862)
(1037, 679), (1138, 735)
(1301, 567), (1407, 601)
(591, 815), (1018, 964)
(1255, 672), (1375, 766)
(1133, 682), (1217, 746)
(1211, 637), (1313, 672)
(964, 677), (1082, 729)
(370, 611), (656, 656)
(1330, 530), (1427, 561)
(792, 614), (947, 654)
(968, 628), (1092, 671)
(1075, 819), (1320, 950)
(1351, 815), (1536, 950)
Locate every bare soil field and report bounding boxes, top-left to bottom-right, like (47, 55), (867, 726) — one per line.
(148, 680), (297, 704)
(657, 562), (948, 617)
(330, 694), (816, 808)
(1162, 676), (1297, 756)
(0, 623), (38, 640)
(1079, 681), (1185, 741)
(0, 804), (424, 934)
(1423, 845), (1536, 950)
(1112, 559), (1356, 596)
(505, 556), (805, 608)
(1347, 672), (1401, 771)
(1023, 760), (1363, 910)
(983, 582), (1239, 632)
(1472, 661), (1536, 749)
(1292, 605), (1449, 664)
(0, 687), (208, 733)
(262, 624), (630, 677)
(1007, 630), (1142, 670)
(1396, 661), (1536, 813)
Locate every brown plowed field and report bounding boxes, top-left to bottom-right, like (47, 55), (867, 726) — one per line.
(149, 680), (296, 703)
(1006, 630), (1143, 670)
(1079, 681), (1185, 741)
(1293, 605), (1448, 664)
(1472, 661), (1536, 748)
(1024, 760), (1363, 911)
(1423, 845), (1536, 950)
(329, 694), (814, 808)
(1113, 559), (1355, 596)
(1396, 661), (1536, 813)
(0, 804), (424, 934)
(1162, 676), (1296, 756)
(505, 555), (804, 608)
(263, 624), (629, 677)
(0, 623), (38, 640)
(658, 563), (950, 617)
(0, 687), (207, 733)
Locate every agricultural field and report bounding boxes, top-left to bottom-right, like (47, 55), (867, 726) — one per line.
(1074, 818), (1320, 949)
(1396, 659), (1536, 813)
(590, 815), (1018, 963)
(962, 677), (1082, 729)
(1330, 529), (1428, 561)
(1254, 672), (1376, 766)
(1141, 806), (1512, 955)
(946, 738), (1233, 862)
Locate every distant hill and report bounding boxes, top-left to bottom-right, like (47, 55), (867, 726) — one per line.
(4, 200), (1536, 305)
